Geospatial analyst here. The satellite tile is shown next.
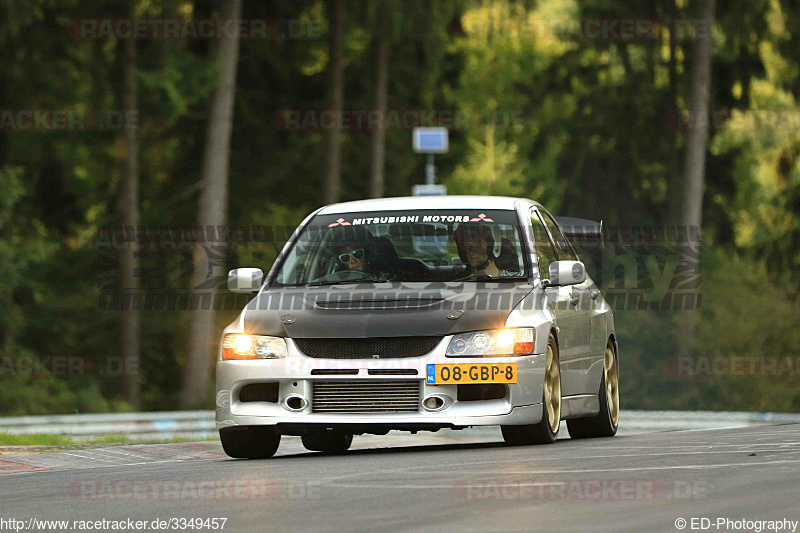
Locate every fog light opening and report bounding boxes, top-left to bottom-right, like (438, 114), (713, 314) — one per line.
(285, 396), (308, 411)
(423, 396), (445, 411)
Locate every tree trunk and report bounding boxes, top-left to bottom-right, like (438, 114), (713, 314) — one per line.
(181, 0), (242, 409)
(369, 12), (389, 199)
(667, 0), (680, 226)
(0, 72), (9, 354)
(682, 0), (715, 232)
(118, 34), (140, 409)
(678, 0), (715, 353)
(322, 0), (344, 204)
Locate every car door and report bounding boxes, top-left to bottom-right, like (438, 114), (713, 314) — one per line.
(530, 209), (581, 397)
(540, 209), (605, 395)
(543, 211), (607, 355)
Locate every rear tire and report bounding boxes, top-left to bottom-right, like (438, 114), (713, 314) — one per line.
(501, 332), (561, 445)
(567, 341), (619, 439)
(301, 430), (353, 453)
(219, 426), (281, 459)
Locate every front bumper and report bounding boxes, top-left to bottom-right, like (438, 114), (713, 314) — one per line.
(215, 338), (547, 432)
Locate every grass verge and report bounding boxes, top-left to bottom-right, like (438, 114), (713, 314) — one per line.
(0, 433), (215, 446)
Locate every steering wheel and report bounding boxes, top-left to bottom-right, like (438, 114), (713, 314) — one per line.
(325, 269), (373, 282)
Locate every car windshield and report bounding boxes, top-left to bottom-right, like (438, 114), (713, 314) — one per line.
(272, 209), (528, 286)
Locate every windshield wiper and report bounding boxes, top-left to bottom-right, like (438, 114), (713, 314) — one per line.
(455, 275), (528, 282)
(308, 278), (392, 287)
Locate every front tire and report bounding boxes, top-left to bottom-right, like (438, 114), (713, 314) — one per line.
(567, 340), (619, 439)
(301, 430), (353, 453)
(501, 332), (561, 445)
(219, 426), (281, 459)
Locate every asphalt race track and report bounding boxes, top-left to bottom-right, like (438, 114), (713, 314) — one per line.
(1, 424), (799, 532)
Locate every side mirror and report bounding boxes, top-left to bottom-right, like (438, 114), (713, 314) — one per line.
(547, 260), (586, 286)
(227, 268), (264, 293)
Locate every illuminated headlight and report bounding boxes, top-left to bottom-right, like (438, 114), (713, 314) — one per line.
(222, 334), (288, 360)
(446, 328), (535, 357)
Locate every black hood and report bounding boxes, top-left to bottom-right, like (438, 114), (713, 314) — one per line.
(243, 282), (533, 338)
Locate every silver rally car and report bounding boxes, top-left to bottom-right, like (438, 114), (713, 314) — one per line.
(216, 196), (619, 458)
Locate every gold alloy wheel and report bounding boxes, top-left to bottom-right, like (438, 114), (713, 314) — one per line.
(544, 341), (561, 434)
(604, 344), (619, 427)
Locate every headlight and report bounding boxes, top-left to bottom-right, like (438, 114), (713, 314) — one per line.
(222, 334), (288, 360)
(446, 328), (535, 357)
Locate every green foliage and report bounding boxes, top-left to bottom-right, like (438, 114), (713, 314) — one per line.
(1, 0), (799, 414)
(0, 377), (127, 416)
(617, 246), (800, 412)
(0, 432), (214, 446)
(0, 433), (78, 447)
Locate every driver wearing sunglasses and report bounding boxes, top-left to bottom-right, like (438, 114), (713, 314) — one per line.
(337, 245), (367, 272)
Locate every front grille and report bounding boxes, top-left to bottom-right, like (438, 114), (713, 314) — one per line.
(368, 369), (418, 376)
(294, 336), (442, 359)
(310, 369), (359, 375)
(312, 380), (420, 413)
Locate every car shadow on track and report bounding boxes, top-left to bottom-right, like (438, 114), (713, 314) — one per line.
(220, 439), (554, 462)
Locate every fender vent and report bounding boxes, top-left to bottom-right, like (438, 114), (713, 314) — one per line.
(314, 298), (444, 310)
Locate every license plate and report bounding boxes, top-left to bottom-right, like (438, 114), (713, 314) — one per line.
(426, 363), (517, 384)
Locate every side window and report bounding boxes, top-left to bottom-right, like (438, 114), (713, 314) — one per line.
(541, 211), (579, 261)
(530, 211), (558, 280)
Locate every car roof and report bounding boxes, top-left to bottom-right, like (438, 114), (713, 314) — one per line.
(317, 195), (542, 214)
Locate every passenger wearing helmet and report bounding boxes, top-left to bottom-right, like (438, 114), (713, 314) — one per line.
(453, 224), (504, 278)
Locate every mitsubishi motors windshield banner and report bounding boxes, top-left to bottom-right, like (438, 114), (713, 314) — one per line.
(312, 209), (517, 235)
